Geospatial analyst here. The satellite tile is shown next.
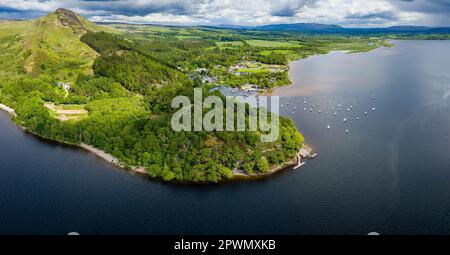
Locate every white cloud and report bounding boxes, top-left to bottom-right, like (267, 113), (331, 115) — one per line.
(0, 0), (447, 26)
(90, 13), (205, 25)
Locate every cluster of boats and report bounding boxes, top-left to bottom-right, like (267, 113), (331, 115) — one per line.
(282, 94), (377, 133)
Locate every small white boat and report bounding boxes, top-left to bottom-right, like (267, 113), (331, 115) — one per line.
(334, 112), (337, 116)
(364, 111), (368, 115)
(318, 110), (321, 113)
(327, 125), (331, 129)
(338, 104), (341, 107)
(372, 107), (376, 111)
(309, 109), (313, 112)
(356, 117), (360, 120)
(304, 108), (307, 111)
(347, 108), (350, 111)
(345, 129), (349, 133)
(294, 107), (297, 110)
(343, 118), (348, 122)
(350, 106), (353, 109)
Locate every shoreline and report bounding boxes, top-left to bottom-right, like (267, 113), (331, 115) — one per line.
(79, 143), (121, 166)
(78, 143), (149, 174)
(0, 102), (149, 175)
(0, 103), (17, 117)
(231, 144), (314, 180)
(231, 157), (298, 180)
(0, 102), (310, 182)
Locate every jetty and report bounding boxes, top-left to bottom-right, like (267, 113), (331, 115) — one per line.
(293, 155), (306, 169)
(309, 153), (318, 159)
(293, 147), (318, 170)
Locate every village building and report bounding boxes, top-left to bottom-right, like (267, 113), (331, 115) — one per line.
(55, 82), (71, 91)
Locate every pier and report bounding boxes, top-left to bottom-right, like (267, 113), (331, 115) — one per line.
(293, 147), (318, 170)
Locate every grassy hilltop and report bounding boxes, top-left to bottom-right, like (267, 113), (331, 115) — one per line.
(0, 9), (116, 81)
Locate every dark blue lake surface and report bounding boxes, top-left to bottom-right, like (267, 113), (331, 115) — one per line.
(0, 40), (449, 234)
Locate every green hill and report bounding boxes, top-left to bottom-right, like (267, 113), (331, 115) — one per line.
(0, 8), (116, 81)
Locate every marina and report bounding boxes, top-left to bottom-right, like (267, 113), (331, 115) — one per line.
(283, 92), (378, 134)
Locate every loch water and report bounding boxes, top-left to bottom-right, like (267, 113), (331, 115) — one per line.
(0, 40), (449, 234)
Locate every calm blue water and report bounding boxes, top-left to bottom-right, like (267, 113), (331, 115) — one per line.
(0, 40), (449, 234)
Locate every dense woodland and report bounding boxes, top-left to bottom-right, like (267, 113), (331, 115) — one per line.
(0, 75), (303, 182)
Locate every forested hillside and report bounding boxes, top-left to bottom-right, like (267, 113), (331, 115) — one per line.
(0, 9), (304, 183)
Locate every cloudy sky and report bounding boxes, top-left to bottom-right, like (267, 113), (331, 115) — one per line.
(0, 0), (450, 27)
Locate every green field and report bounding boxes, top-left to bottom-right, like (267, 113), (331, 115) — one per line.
(246, 40), (300, 48)
(317, 40), (392, 53)
(215, 41), (244, 48)
(258, 49), (301, 60)
(45, 103), (88, 122)
(176, 35), (202, 40)
(235, 61), (286, 73)
(111, 24), (173, 34)
(237, 68), (269, 73)
(56, 104), (86, 110)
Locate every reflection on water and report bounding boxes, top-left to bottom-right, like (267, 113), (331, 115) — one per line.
(272, 40), (450, 234)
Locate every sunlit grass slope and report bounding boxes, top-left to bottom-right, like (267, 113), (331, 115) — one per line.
(0, 9), (117, 81)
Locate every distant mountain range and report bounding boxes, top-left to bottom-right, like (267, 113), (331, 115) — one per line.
(214, 23), (450, 34)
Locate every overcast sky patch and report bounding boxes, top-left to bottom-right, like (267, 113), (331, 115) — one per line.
(0, 0), (449, 27)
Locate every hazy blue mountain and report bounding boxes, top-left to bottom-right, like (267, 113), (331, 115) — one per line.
(256, 23), (344, 33)
(214, 23), (450, 34)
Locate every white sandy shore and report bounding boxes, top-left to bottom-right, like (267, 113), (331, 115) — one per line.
(0, 102), (147, 175)
(79, 143), (147, 174)
(0, 103), (17, 117)
(79, 143), (120, 165)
